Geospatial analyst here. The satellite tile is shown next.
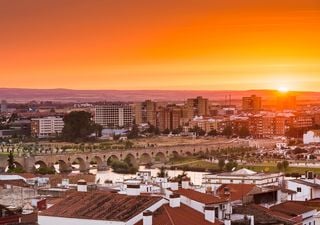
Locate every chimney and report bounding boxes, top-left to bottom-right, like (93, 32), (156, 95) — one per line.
(127, 184), (141, 196)
(248, 215), (254, 225)
(170, 182), (179, 191)
(204, 206), (215, 223)
(169, 194), (181, 208)
(181, 181), (190, 189)
(77, 179), (87, 192)
(143, 210), (153, 225)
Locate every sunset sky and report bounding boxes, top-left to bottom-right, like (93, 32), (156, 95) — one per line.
(0, 0), (320, 91)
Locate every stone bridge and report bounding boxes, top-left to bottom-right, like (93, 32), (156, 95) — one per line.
(12, 140), (249, 172)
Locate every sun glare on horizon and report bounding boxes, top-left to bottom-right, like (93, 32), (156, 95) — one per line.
(278, 86), (289, 93)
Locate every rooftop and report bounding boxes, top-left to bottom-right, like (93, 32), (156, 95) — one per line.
(216, 184), (257, 201)
(233, 204), (295, 225)
(270, 201), (316, 216)
(40, 191), (162, 222)
(174, 189), (227, 204)
(135, 204), (223, 225)
(289, 179), (320, 188)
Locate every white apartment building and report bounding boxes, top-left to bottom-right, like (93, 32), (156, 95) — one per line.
(95, 103), (133, 128)
(304, 130), (320, 144)
(203, 168), (284, 190)
(31, 116), (64, 138)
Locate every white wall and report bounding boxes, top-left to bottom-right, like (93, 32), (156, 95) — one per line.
(287, 181), (311, 201)
(180, 196), (204, 213)
(39, 216), (125, 225)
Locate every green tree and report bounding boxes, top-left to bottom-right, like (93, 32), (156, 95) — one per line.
(127, 125), (140, 139)
(218, 158), (225, 171)
(125, 141), (134, 149)
(238, 127), (250, 138)
(225, 160), (238, 172)
(277, 162), (284, 171)
(7, 150), (15, 171)
(207, 129), (218, 136)
(62, 111), (96, 141)
(282, 160), (289, 171)
(222, 126), (233, 138)
(157, 166), (168, 178)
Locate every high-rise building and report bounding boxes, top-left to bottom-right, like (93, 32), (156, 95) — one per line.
(31, 116), (64, 138)
(0, 100), (8, 113)
(95, 103), (133, 128)
(186, 96), (209, 116)
(158, 106), (182, 131)
(134, 100), (157, 126)
(242, 95), (262, 112)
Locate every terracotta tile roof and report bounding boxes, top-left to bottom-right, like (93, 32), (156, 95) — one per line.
(135, 204), (223, 225)
(216, 184), (257, 201)
(40, 191), (162, 222)
(233, 204), (296, 225)
(0, 179), (29, 188)
(270, 201), (315, 216)
(175, 189), (227, 204)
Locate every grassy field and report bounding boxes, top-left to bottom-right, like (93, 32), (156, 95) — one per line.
(167, 156), (320, 175)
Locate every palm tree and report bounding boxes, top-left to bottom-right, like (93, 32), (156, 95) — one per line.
(157, 166), (168, 178)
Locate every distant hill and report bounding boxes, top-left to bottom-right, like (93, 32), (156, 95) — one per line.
(0, 88), (320, 103)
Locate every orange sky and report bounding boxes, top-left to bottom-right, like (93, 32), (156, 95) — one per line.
(0, 0), (320, 91)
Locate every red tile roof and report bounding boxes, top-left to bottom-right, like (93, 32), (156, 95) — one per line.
(270, 201), (315, 216)
(41, 191), (162, 222)
(0, 179), (29, 188)
(175, 189), (227, 204)
(216, 184), (257, 201)
(135, 204), (223, 225)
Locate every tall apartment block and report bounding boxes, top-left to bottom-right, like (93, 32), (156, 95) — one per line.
(158, 106), (182, 131)
(95, 103), (133, 128)
(242, 95), (262, 112)
(186, 96), (209, 117)
(31, 116), (64, 138)
(0, 100), (7, 113)
(134, 100), (157, 126)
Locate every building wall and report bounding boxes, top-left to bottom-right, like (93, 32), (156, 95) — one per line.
(304, 131), (320, 144)
(95, 103), (133, 128)
(38, 216), (125, 225)
(31, 117), (64, 138)
(287, 181), (312, 201)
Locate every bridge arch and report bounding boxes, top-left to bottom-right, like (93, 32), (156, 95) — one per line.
(54, 160), (71, 173)
(139, 153), (152, 164)
(124, 153), (137, 167)
(154, 152), (166, 163)
(71, 157), (88, 172)
(107, 155), (119, 166)
(34, 160), (48, 169)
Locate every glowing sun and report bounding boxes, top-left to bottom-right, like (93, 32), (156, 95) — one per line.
(278, 86), (289, 93)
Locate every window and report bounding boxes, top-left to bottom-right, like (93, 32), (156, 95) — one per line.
(297, 187), (302, 192)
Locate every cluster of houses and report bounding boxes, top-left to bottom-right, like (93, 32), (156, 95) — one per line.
(1, 168), (320, 225)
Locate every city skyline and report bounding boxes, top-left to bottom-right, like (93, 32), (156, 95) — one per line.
(1, 0), (320, 91)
